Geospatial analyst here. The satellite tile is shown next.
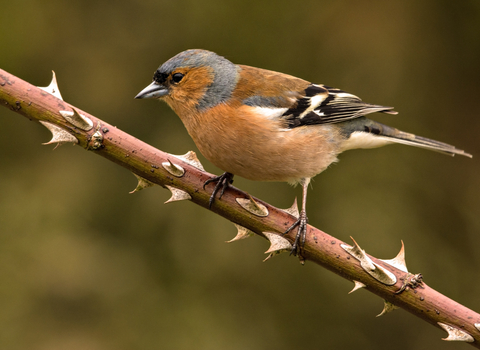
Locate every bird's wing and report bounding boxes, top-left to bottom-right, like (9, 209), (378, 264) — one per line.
(236, 66), (396, 128)
(282, 84), (397, 128)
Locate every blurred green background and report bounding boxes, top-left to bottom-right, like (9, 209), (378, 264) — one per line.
(1, 1), (479, 349)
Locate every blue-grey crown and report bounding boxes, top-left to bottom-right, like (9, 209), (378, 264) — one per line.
(158, 49), (240, 110)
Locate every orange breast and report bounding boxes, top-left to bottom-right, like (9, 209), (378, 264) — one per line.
(184, 103), (342, 183)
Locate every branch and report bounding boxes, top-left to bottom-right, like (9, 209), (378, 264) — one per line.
(1, 69), (479, 347)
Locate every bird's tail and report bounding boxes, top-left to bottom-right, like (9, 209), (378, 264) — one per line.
(340, 118), (472, 158)
(372, 121), (472, 158)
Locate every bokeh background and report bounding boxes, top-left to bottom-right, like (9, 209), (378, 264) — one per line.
(1, 1), (479, 349)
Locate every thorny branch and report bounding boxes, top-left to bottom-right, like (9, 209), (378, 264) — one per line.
(1, 69), (479, 347)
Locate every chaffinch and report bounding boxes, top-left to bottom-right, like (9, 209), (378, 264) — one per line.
(136, 49), (471, 257)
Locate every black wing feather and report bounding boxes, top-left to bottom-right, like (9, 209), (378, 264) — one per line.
(284, 84), (397, 128)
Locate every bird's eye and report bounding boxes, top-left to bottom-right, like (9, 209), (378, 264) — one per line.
(171, 73), (184, 83)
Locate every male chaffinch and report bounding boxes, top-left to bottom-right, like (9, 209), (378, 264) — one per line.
(136, 49), (471, 257)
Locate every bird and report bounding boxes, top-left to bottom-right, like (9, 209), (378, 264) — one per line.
(135, 49), (472, 258)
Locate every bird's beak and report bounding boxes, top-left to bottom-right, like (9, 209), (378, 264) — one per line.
(135, 82), (168, 99)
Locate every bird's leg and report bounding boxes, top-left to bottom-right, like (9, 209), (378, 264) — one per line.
(283, 178), (310, 258)
(203, 172), (234, 208)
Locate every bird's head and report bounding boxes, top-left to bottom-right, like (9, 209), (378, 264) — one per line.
(136, 49), (239, 114)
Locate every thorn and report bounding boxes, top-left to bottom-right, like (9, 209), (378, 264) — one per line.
(348, 280), (366, 294)
(263, 231), (293, 261)
(164, 185), (191, 204)
(129, 174), (155, 193)
(39, 121), (78, 145)
(438, 322), (474, 342)
(169, 151), (205, 171)
(227, 224), (255, 243)
(59, 108), (93, 131)
(380, 240), (408, 273)
(89, 129), (104, 150)
(38, 71), (63, 100)
(341, 237), (397, 286)
(341, 237), (375, 271)
(377, 300), (399, 317)
(282, 197), (300, 218)
(236, 195), (268, 217)
(162, 159), (185, 177)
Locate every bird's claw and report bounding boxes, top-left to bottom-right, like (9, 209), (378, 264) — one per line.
(283, 211), (308, 258)
(203, 172), (234, 208)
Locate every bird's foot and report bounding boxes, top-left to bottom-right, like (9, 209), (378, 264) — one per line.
(203, 172), (234, 208)
(283, 210), (308, 258)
